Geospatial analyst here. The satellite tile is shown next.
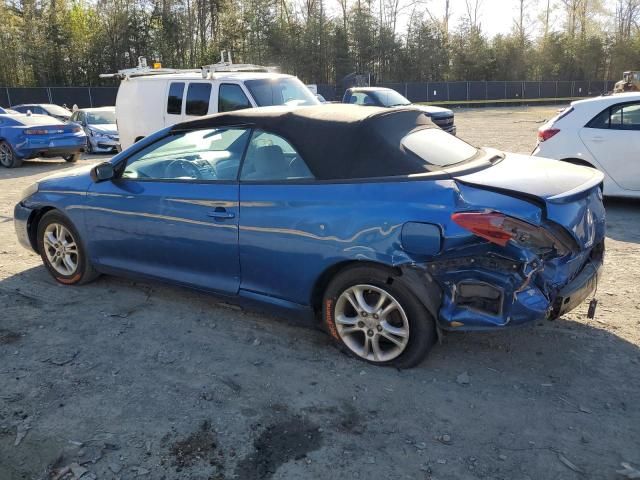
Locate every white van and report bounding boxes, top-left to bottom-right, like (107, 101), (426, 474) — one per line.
(104, 60), (320, 149)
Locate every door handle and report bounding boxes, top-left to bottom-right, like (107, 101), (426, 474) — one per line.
(207, 207), (235, 219)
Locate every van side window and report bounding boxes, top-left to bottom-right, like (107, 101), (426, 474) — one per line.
(218, 84), (252, 113)
(167, 82), (185, 115)
(185, 83), (212, 116)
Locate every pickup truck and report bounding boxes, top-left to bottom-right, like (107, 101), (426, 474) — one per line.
(342, 87), (456, 135)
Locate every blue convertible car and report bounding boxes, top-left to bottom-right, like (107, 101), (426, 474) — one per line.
(0, 113), (87, 168)
(14, 105), (605, 367)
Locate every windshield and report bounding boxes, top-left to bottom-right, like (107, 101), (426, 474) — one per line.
(401, 128), (478, 167)
(44, 104), (71, 116)
(87, 111), (116, 125)
(371, 90), (411, 107)
(12, 115), (64, 126)
(245, 78), (320, 107)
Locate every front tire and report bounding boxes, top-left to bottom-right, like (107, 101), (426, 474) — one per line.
(37, 211), (98, 285)
(322, 266), (436, 368)
(0, 141), (22, 168)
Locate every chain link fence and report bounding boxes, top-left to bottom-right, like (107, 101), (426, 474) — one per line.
(0, 87), (118, 108)
(1, 80), (618, 108)
(317, 80), (618, 103)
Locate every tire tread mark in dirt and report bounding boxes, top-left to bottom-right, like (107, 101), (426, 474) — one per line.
(234, 417), (323, 480)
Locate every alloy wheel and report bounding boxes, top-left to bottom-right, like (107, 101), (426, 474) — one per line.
(334, 284), (410, 362)
(0, 143), (12, 167)
(43, 223), (79, 276)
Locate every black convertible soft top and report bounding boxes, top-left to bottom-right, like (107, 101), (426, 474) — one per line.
(173, 104), (439, 180)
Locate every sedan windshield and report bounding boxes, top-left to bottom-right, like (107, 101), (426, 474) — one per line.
(371, 90), (411, 107)
(44, 104), (72, 116)
(245, 78), (320, 107)
(87, 111), (116, 125)
(401, 128), (478, 167)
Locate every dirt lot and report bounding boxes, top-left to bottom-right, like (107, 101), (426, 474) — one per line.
(1, 106), (639, 480)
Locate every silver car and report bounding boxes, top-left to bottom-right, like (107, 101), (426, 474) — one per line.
(69, 107), (120, 153)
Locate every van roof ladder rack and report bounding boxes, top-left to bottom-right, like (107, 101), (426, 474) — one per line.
(99, 57), (199, 79)
(100, 54), (273, 80)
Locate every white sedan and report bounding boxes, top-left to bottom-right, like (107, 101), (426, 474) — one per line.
(533, 92), (640, 198)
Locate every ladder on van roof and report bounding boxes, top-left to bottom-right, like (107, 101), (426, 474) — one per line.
(99, 54), (272, 80)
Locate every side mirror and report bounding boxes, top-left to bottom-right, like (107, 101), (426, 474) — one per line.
(91, 162), (115, 182)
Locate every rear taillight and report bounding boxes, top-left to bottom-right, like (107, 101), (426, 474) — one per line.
(537, 128), (560, 142)
(451, 211), (570, 256)
(24, 126), (81, 135)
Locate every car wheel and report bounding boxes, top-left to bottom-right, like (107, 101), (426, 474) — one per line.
(322, 266), (436, 368)
(0, 141), (23, 168)
(36, 211), (99, 285)
(63, 153), (81, 163)
(86, 139), (93, 154)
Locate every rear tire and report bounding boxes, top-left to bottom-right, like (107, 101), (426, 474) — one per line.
(63, 152), (81, 163)
(322, 266), (436, 369)
(37, 211), (99, 285)
(0, 141), (22, 168)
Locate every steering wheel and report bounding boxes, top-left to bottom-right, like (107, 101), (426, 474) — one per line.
(164, 159), (203, 180)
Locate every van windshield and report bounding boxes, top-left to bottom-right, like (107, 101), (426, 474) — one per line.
(245, 78), (320, 107)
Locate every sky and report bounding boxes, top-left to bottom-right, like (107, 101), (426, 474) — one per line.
(398, 0), (568, 38)
(421, 0), (541, 36)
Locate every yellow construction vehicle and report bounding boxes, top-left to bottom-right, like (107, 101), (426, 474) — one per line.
(613, 71), (640, 93)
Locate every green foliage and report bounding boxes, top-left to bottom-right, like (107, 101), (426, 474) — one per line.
(0, 0), (636, 87)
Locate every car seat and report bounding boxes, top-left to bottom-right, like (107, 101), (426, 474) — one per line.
(244, 145), (290, 180)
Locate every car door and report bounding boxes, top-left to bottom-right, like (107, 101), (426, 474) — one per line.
(238, 129), (320, 303)
(85, 126), (251, 294)
(580, 101), (640, 191)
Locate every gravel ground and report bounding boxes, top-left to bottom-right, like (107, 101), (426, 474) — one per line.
(1, 106), (639, 480)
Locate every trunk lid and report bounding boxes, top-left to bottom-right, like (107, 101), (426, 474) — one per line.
(453, 152), (606, 250)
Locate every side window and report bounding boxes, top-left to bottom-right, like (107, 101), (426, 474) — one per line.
(611, 103), (640, 130)
(69, 112), (77, 122)
(167, 82), (185, 115)
(350, 92), (365, 104)
(240, 129), (314, 181)
(77, 112), (85, 124)
(350, 92), (376, 106)
(185, 83), (212, 116)
(587, 103), (640, 130)
(587, 108), (610, 129)
(218, 84), (251, 113)
(121, 127), (251, 182)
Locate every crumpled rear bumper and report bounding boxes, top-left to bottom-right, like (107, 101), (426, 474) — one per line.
(431, 240), (605, 331)
(550, 259), (602, 319)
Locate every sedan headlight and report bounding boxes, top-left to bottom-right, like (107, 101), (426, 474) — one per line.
(21, 182), (39, 200)
(89, 129), (107, 138)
